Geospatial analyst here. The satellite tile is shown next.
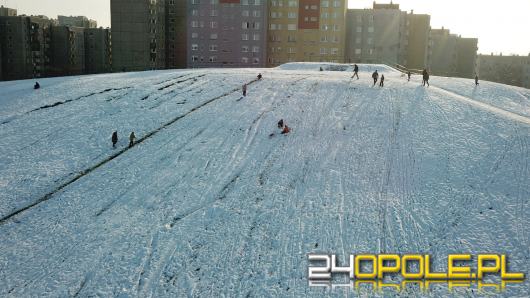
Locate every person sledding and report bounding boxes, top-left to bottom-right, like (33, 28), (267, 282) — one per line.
(281, 125), (291, 134)
(270, 119), (291, 137)
(34, 82), (40, 89)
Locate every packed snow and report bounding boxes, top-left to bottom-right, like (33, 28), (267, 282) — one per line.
(0, 63), (529, 297)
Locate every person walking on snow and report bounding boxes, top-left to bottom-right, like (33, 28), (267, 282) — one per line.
(407, 71), (411, 82)
(129, 132), (136, 148)
(257, 73), (263, 80)
(379, 74), (385, 87)
(112, 131), (118, 148)
(475, 75), (479, 86)
(242, 84), (247, 97)
(352, 64), (359, 79)
(372, 70), (379, 86)
(422, 69), (430, 86)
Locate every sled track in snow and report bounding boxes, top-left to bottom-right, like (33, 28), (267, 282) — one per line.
(0, 78), (261, 226)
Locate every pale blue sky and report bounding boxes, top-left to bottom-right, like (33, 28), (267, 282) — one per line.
(1, 0), (529, 55)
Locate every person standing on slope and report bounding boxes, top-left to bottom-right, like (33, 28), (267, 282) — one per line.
(372, 70), (379, 86)
(112, 131), (118, 148)
(475, 75), (479, 86)
(129, 132), (136, 148)
(242, 83), (247, 97)
(352, 64), (359, 80)
(422, 69), (430, 86)
(379, 74), (385, 87)
(407, 71), (411, 82)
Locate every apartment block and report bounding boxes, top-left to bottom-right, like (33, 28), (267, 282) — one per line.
(58, 15), (97, 28)
(267, 0), (348, 66)
(345, 5), (406, 65)
(0, 5), (17, 16)
(478, 54), (530, 88)
(406, 13), (431, 70)
(111, 0), (166, 72)
(0, 15), (53, 80)
(49, 26), (86, 76)
(166, 0), (187, 69)
(456, 37), (478, 78)
(431, 28), (478, 78)
(345, 3), (431, 70)
(187, 0), (268, 68)
(85, 28), (112, 74)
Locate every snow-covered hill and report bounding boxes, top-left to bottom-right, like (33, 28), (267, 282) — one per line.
(0, 63), (529, 297)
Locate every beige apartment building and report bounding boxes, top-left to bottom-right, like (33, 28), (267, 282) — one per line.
(267, 0), (348, 66)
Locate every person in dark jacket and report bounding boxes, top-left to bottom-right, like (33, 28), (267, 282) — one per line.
(352, 64), (359, 79)
(372, 70), (379, 86)
(257, 73), (263, 80)
(242, 84), (247, 97)
(475, 75), (479, 86)
(422, 69), (430, 86)
(407, 71), (411, 82)
(278, 119), (284, 128)
(379, 75), (385, 87)
(34, 82), (40, 89)
(112, 131), (118, 148)
(129, 132), (136, 147)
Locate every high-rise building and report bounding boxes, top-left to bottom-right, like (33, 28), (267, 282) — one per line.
(345, 3), (431, 70)
(187, 0), (268, 68)
(49, 26), (86, 76)
(85, 28), (112, 74)
(58, 15), (97, 28)
(430, 28), (478, 78)
(345, 4), (407, 65)
(267, 0), (348, 66)
(111, 0), (166, 72)
(0, 5), (17, 17)
(456, 37), (478, 78)
(0, 15), (53, 80)
(166, 0), (187, 69)
(430, 28), (458, 76)
(406, 13), (431, 70)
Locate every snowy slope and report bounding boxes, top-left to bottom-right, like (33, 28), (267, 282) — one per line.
(0, 64), (529, 297)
